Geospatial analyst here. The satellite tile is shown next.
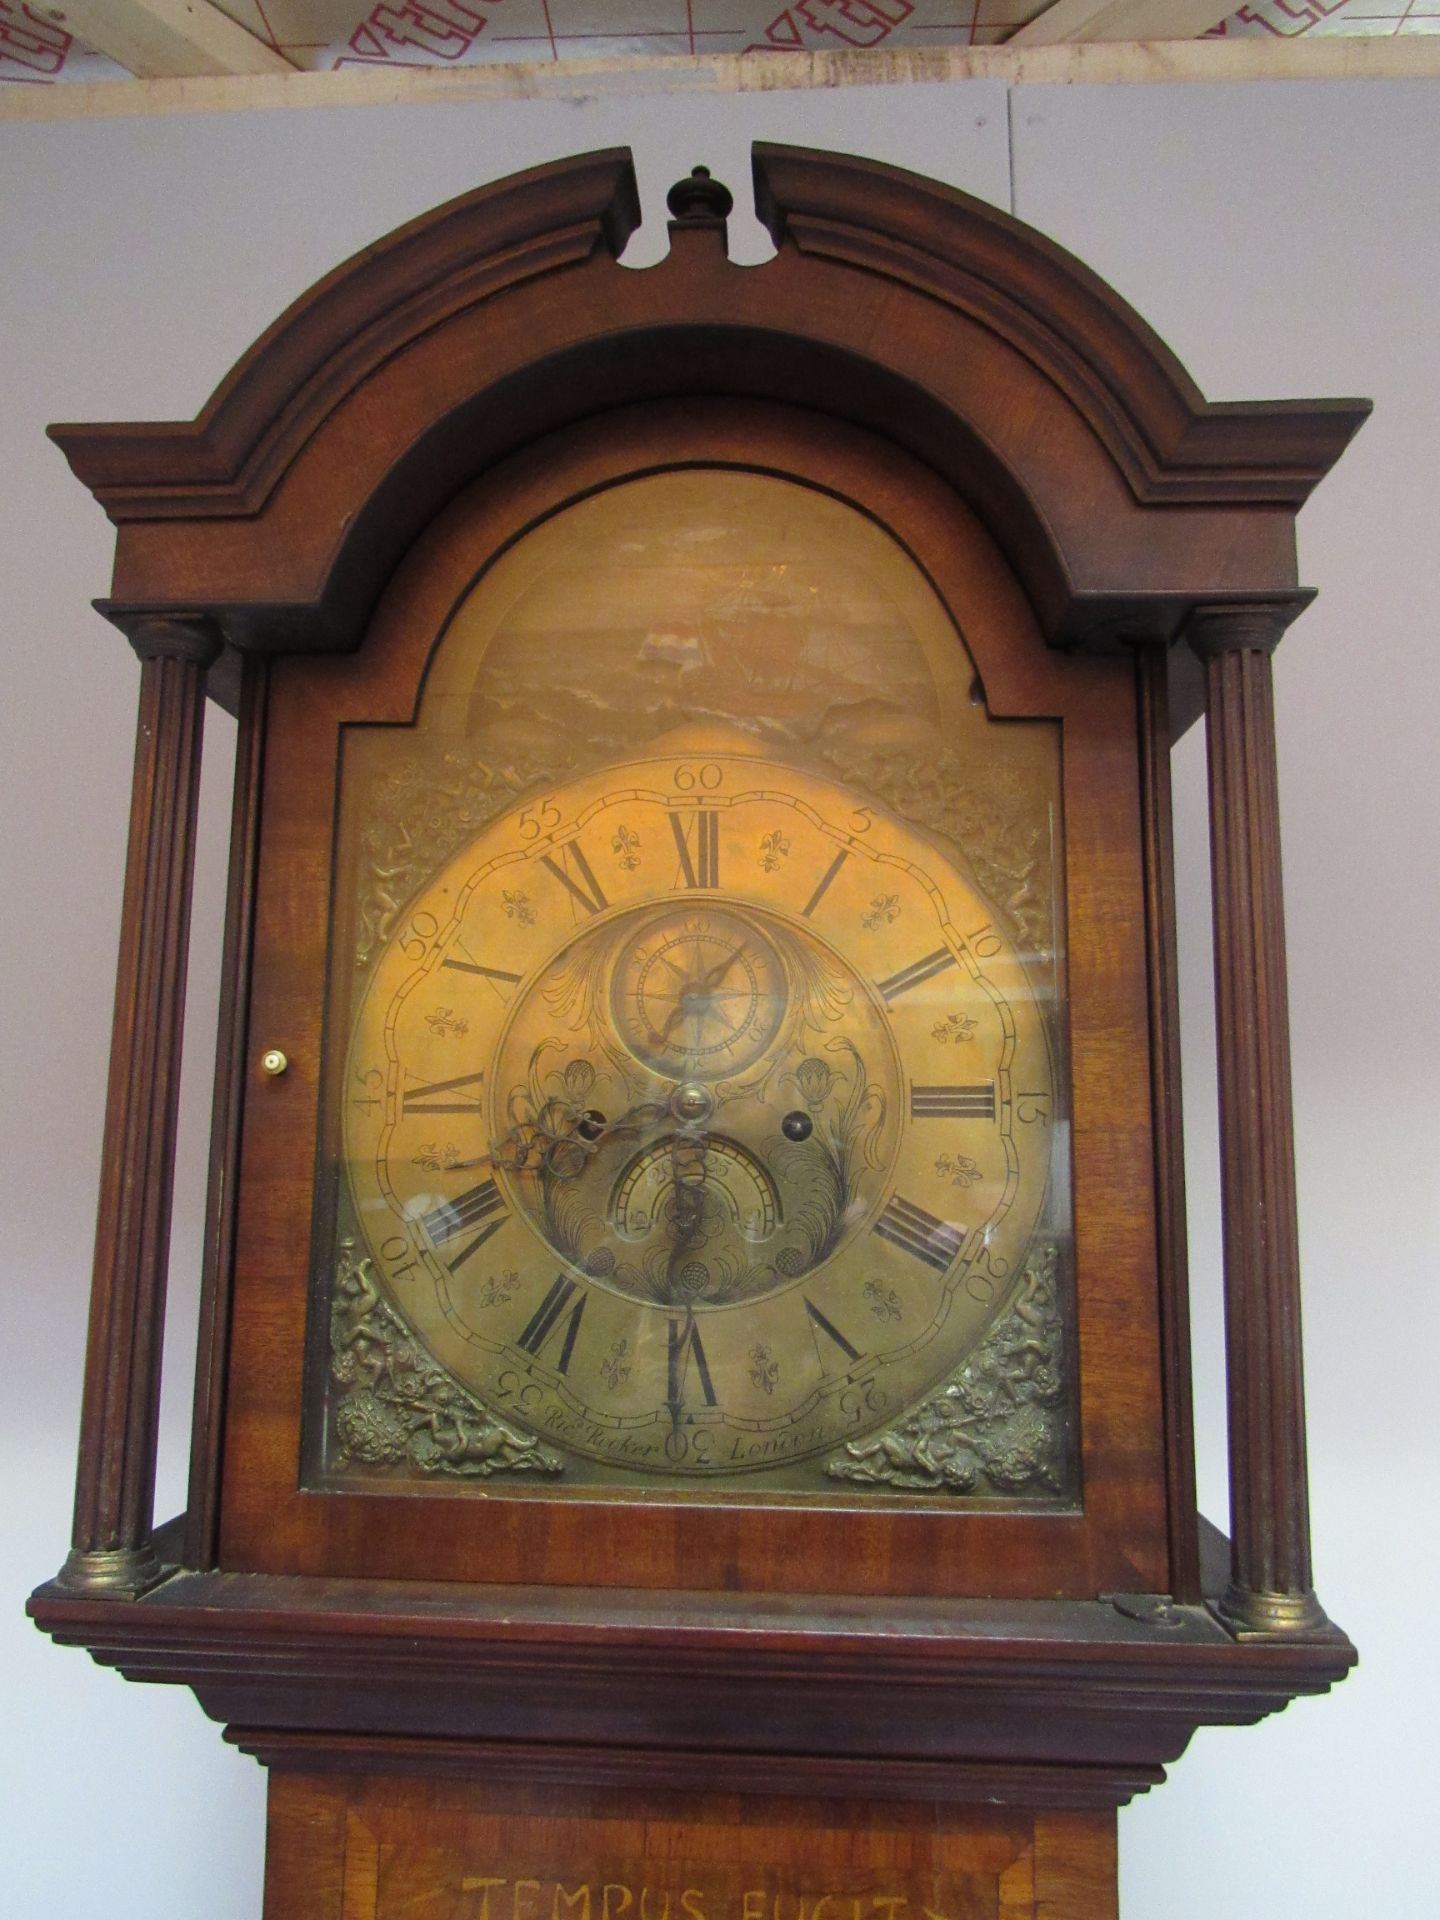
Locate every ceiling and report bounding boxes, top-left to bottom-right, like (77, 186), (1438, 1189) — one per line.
(3, 0), (1435, 93)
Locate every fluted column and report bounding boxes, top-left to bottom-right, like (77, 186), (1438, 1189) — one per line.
(1188, 606), (1329, 1639)
(59, 616), (222, 1597)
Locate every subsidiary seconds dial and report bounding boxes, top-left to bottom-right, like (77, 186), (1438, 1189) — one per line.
(610, 906), (786, 1079)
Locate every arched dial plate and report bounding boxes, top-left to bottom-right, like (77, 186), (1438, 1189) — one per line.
(342, 753), (1056, 1482)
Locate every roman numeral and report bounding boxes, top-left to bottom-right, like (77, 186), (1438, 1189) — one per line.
(402, 1069), (485, 1115)
(911, 1083), (997, 1120)
(540, 841), (608, 918)
(667, 1314), (717, 1410)
(422, 1182), (506, 1276)
(445, 1218), (506, 1273)
(515, 1275), (587, 1373)
(873, 1195), (966, 1272)
(801, 848), (848, 918)
(804, 1297), (862, 1368)
(442, 954), (522, 989)
(420, 1177), (504, 1245)
(876, 948), (958, 1003)
(669, 809), (720, 889)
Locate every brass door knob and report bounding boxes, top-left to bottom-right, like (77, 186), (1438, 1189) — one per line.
(260, 1049), (289, 1077)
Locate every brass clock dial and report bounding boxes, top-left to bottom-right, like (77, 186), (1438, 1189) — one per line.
(341, 750), (1056, 1486)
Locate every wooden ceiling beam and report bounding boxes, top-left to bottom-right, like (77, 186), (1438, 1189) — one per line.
(51, 0), (296, 77)
(1009, 0), (1233, 42)
(4, 41), (1439, 119)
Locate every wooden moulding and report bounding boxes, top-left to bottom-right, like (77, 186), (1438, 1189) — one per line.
(29, 1567), (1356, 1811)
(45, 146), (1368, 670)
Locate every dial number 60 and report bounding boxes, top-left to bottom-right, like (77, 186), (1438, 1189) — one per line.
(672, 763), (723, 792)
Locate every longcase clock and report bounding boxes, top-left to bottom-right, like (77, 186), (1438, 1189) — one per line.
(30, 148), (1368, 1917)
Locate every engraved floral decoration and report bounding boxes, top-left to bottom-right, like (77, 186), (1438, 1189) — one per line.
(490, 914), (895, 1316)
(424, 1007), (470, 1039)
(772, 1037), (891, 1287)
(611, 824), (642, 871)
(749, 1344), (779, 1395)
(475, 1269), (520, 1309)
(499, 1052), (633, 1187)
(864, 1279), (902, 1323)
(678, 1259), (711, 1299)
(935, 1152), (982, 1189)
(412, 1142), (460, 1173)
(502, 888), (537, 927)
(793, 1055), (835, 1108)
(826, 1242), (1070, 1497)
(355, 746), (575, 967)
(328, 1242), (561, 1480)
(862, 894), (901, 931)
(600, 1337), (632, 1391)
(932, 1012), (977, 1045)
(498, 1043), (666, 1282)
(758, 829), (791, 873)
(822, 744), (1050, 954)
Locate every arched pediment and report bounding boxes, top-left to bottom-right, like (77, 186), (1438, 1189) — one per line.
(51, 143), (1367, 662)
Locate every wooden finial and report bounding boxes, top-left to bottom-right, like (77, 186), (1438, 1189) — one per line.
(666, 165), (734, 225)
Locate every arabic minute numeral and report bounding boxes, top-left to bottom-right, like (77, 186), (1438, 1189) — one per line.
(398, 909), (439, 961)
(351, 1065), (383, 1116)
(518, 795), (562, 841)
(671, 762), (723, 792)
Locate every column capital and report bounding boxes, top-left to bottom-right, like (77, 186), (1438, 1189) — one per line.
(119, 613), (223, 668)
(1184, 604), (1289, 658)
